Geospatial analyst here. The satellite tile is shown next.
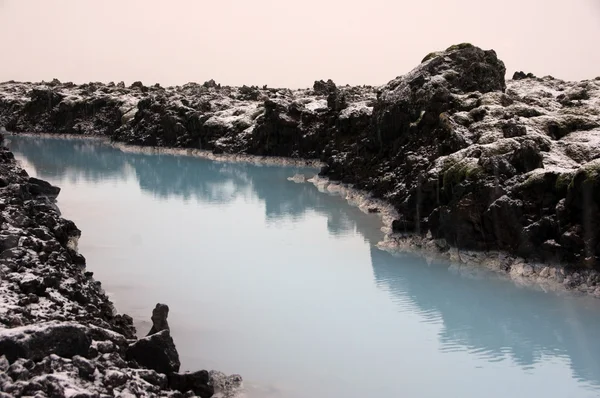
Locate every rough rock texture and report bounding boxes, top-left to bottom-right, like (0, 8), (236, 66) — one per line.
(169, 371), (214, 398)
(0, 78), (377, 158)
(147, 303), (170, 336)
(25, 177), (61, 198)
(1, 44), (600, 271)
(126, 330), (180, 375)
(0, 135), (242, 396)
(0, 322), (91, 363)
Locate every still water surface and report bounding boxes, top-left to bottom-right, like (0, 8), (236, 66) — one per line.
(8, 135), (600, 398)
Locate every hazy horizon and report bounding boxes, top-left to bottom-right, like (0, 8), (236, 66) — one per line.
(1, 0), (599, 88)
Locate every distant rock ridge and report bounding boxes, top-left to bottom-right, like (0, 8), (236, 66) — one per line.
(0, 133), (242, 397)
(1, 43), (599, 272)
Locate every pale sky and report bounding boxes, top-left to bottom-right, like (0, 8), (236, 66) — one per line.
(0, 0), (599, 88)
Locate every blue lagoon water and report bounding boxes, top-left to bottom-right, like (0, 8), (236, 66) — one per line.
(8, 135), (600, 398)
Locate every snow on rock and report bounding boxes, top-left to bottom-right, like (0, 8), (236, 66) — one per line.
(0, 321), (91, 362)
(204, 103), (258, 130)
(1, 43), (600, 283)
(338, 101), (373, 120)
(302, 98), (328, 112)
(0, 134), (242, 397)
(0, 77), (377, 154)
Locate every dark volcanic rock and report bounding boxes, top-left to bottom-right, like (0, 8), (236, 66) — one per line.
(324, 44), (508, 249)
(373, 44), (506, 149)
(169, 370), (214, 398)
(0, 139), (241, 395)
(313, 79), (337, 95)
(513, 71), (537, 80)
(26, 177), (60, 197)
(147, 303), (170, 336)
(202, 79), (219, 89)
(126, 330), (181, 374)
(72, 355), (96, 379)
(0, 322), (91, 363)
(1, 43), (600, 271)
(18, 276), (46, 296)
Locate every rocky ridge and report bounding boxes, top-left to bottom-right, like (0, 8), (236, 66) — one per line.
(0, 134), (242, 397)
(1, 44), (600, 276)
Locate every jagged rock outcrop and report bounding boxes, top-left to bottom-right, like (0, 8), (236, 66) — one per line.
(126, 330), (180, 375)
(513, 71), (537, 80)
(0, 135), (242, 397)
(25, 177), (60, 197)
(1, 43), (599, 270)
(147, 303), (170, 336)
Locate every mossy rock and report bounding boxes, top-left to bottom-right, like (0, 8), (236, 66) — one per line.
(581, 159), (600, 181)
(555, 171), (575, 193)
(442, 158), (483, 188)
(521, 170), (573, 195)
(439, 112), (454, 131)
(521, 171), (547, 188)
(446, 43), (475, 52)
(568, 159), (600, 191)
(421, 43), (475, 63)
(421, 51), (441, 63)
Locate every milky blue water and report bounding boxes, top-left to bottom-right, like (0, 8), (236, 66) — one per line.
(7, 135), (600, 398)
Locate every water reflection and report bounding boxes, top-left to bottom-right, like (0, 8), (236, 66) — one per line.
(8, 135), (600, 392)
(8, 136), (363, 239)
(370, 247), (600, 387)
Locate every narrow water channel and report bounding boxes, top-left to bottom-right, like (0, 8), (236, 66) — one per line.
(8, 135), (600, 398)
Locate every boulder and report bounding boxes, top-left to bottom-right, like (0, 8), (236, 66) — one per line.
(147, 303), (170, 336)
(18, 275), (46, 296)
(512, 71), (536, 80)
(327, 88), (347, 112)
(169, 370), (214, 398)
(125, 330), (180, 375)
(132, 369), (168, 388)
(130, 81), (146, 91)
(373, 43), (506, 149)
(26, 177), (60, 197)
(0, 322), (91, 363)
(313, 79), (337, 95)
(202, 79), (219, 89)
(72, 355), (96, 380)
(207, 371), (243, 398)
(239, 85), (260, 100)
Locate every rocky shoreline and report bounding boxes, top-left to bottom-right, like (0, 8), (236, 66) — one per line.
(9, 131), (597, 299)
(0, 134), (242, 397)
(0, 44), (599, 285)
(297, 174), (600, 297)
